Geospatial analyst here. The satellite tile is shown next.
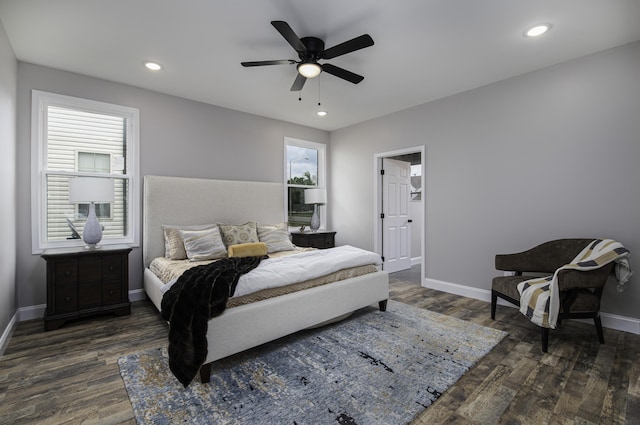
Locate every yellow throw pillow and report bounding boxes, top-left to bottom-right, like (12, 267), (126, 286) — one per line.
(227, 242), (268, 258)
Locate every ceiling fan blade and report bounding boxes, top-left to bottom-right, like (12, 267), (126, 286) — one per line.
(290, 73), (307, 91)
(321, 63), (364, 84)
(321, 34), (374, 59)
(241, 60), (295, 67)
(271, 21), (307, 53)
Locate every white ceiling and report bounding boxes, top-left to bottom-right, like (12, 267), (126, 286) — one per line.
(2, 0), (639, 131)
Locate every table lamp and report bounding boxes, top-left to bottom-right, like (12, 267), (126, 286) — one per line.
(69, 177), (114, 249)
(304, 188), (326, 232)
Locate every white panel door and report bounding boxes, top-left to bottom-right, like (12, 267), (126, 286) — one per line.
(382, 158), (411, 272)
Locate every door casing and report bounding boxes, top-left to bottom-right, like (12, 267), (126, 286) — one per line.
(373, 146), (426, 283)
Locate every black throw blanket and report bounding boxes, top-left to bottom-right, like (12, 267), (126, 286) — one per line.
(160, 256), (265, 387)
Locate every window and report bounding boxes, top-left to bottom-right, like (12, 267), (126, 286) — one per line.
(77, 151), (113, 219)
(284, 137), (326, 229)
(411, 164), (422, 201)
(31, 91), (140, 252)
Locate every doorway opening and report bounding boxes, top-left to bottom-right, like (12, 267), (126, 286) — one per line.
(373, 146), (425, 284)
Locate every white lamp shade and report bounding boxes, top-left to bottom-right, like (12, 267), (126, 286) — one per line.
(69, 177), (115, 203)
(304, 188), (327, 205)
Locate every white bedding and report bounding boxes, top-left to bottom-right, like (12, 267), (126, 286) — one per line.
(161, 245), (382, 297)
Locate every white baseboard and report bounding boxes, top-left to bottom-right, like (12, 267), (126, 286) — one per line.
(423, 277), (502, 303)
(129, 288), (147, 302)
(19, 304), (46, 321)
(0, 311), (18, 356)
(599, 312), (640, 335)
(411, 256), (421, 266)
(423, 277), (640, 335)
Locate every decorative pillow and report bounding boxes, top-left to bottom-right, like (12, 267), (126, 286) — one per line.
(179, 227), (227, 262)
(218, 221), (259, 247)
(162, 224), (217, 260)
(228, 242), (268, 258)
(257, 222), (295, 253)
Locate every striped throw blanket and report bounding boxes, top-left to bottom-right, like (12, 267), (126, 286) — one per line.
(517, 239), (632, 329)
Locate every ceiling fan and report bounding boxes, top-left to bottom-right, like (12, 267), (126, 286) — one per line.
(241, 21), (374, 91)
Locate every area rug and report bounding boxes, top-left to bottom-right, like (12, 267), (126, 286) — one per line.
(118, 300), (506, 425)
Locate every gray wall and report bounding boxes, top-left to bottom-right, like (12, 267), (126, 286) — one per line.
(15, 63), (329, 309)
(9, 40), (640, 324)
(330, 42), (640, 319)
(0, 21), (17, 341)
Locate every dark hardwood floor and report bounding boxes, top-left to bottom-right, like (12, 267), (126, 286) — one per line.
(1, 277), (638, 424)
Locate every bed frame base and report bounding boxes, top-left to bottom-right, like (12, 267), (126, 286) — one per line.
(142, 176), (390, 386)
(379, 299), (388, 311)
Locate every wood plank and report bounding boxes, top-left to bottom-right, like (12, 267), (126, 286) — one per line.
(0, 280), (638, 424)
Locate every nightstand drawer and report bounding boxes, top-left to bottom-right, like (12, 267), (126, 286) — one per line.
(291, 231), (336, 249)
(54, 286), (78, 313)
(103, 282), (123, 304)
(314, 238), (334, 249)
(54, 260), (78, 285)
(79, 257), (102, 283)
(102, 255), (123, 280)
(79, 282), (102, 309)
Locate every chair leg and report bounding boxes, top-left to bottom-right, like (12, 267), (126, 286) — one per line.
(541, 327), (549, 353)
(594, 315), (605, 344)
(491, 290), (497, 320)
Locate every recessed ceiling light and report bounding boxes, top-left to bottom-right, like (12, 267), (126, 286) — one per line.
(144, 62), (163, 71)
(524, 24), (552, 38)
(317, 110), (328, 117)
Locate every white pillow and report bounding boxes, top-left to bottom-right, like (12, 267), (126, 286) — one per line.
(257, 222), (295, 253)
(179, 227), (227, 262)
(162, 223), (217, 260)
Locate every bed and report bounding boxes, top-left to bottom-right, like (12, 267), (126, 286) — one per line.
(142, 175), (389, 384)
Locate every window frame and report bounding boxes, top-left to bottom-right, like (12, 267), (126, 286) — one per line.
(31, 90), (140, 253)
(283, 137), (326, 230)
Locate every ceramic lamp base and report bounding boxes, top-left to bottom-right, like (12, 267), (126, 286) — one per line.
(310, 204), (320, 232)
(82, 202), (103, 248)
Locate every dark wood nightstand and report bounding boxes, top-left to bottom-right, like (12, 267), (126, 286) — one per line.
(42, 244), (132, 331)
(291, 230), (336, 249)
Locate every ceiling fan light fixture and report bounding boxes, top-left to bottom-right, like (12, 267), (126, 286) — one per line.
(297, 62), (321, 78)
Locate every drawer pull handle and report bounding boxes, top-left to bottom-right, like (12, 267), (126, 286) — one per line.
(64, 270), (71, 277)
(65, 296), (71, 302)
(109, 290), (115, 295)
(109, 265), (114, 271)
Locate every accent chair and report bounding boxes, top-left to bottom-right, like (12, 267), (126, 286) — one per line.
(491, 239), (615, 352)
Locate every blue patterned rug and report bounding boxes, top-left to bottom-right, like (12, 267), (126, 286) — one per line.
(118, 300), (506, 424)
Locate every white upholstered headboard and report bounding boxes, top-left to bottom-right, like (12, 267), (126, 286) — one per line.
(143, 175), (285, 268)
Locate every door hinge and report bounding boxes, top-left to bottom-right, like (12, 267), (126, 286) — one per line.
(380, 213), (385, 219)
(381, 256), (385, 262)
(380, 169), (385, 175)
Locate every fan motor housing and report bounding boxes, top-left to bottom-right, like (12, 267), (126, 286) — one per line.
(300, 37), (324, 61)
